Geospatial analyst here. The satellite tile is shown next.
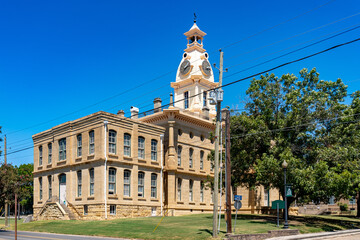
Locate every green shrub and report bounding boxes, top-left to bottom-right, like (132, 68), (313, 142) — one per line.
(338, 203), (348, 211)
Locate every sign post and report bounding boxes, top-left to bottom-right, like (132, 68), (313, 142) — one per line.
(233, 195), (242, 234)
(272, 200), (285, 228)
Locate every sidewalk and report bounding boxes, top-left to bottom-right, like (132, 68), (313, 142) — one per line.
(267, 229), (360, 239)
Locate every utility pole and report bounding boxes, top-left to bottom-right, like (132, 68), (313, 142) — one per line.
(4, 135), (8, 227)
(15, 193), (17, 240)
(224, 109), (232, 234)
(212, 50), (224, 238)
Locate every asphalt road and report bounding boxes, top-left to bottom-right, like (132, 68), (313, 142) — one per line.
(0, 230), (130, 240)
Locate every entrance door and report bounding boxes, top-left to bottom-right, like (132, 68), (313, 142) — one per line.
(59, 174), (66, 205)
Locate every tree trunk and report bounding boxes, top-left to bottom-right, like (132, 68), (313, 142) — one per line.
(356, 191), (360, 218)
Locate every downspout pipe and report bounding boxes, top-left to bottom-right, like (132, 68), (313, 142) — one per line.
(104, 120), (108, 219)
(160, 134), (164, 216)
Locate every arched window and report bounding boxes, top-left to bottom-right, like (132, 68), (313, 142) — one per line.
(189, 148), (194, 168)
(200, 151), (204, 170)
(109, 168), (116, 194)
(89, 131), (95, 155)
(138, 172), (145, 197)
(177, 146), (182, 167)
(89, 168), (94, 196)
(124, 170), (131, 197)
(177, 178), (182, 201)
(124, 134), (131, 157)
(138, 137), (145, 159)
(151, 139), (158, 161)
(109, 130), (117, 154)
(151, 174), (157, 198)
(189, 180), (193, 202)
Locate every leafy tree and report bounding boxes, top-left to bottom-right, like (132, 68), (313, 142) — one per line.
(230, 68), (348, 210)
(17, 163), (34, 213)
(0, 164), (18, 207)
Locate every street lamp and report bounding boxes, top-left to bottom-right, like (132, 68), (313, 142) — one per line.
(282, 160), (289, 229)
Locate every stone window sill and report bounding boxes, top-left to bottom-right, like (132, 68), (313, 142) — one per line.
(151, 161), (159, 166)
(108, 154), (118, 159)
(75, 197), (82, 201)
(200, 170), (206, 173)
(177, 201), (184, 204)
(108, 194), (118, 199)
(87, 155), (95, 160)
(123, 197), (132, 200)
(200, 203), (206, 205)
(189, 169), (195, 172)
(189, 202), (195, 205)
(151, 199), (159, 202)
(37, 201), (43, 204)
(138, 198), (146, 201)
(57, 161), (66, 166)
(75, 157), (82, 162)
(138, 159), (147, 163)
(177, 167), (184, 170)
(87, 196), (95, 200)
(47, 164), (52, 168)
(37, 166), (43, 170)
(123, 156), (132, 161)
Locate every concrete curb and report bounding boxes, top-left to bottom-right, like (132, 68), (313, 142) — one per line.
(266, 228), (360, 239)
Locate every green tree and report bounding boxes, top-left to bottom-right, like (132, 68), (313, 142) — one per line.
(17, 163), (34, 213)
(230, 68), (348, 210)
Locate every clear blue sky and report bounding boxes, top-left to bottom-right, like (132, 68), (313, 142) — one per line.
(1, 0), (360, 165)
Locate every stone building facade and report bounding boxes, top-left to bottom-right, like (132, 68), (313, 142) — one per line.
(33, 22), (280, 220)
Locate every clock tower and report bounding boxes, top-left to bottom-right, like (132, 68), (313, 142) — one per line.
(171, 21), (218, 117)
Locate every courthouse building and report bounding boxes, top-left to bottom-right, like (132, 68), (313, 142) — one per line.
(33, 22), (279, 220)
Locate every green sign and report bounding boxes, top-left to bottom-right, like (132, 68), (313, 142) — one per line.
(271, 200), (285, 209)
(286, 185), (293, 197)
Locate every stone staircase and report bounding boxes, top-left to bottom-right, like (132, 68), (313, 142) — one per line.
(37, 196), (80, 220)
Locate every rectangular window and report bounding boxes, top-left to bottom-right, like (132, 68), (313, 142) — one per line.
(138, 172), (144, 197)
(39, 146), (43, 166)
(48, 176), (52, 200)
(189, 180), (193, 202)
(77, 134), (82, 157)
(264, 189), (270, 206)
(77, 171), (82, 197)
(110, 205), (116, 215)
(203, 91), (207, 106)
(151, 174), (157, 198)
(48, 143), (52, 164)
(109, 130), (117, 154)
(124, 134), (131, 157)
(84, 205), (88, 215)
(189, 148), (193, 168)
(89, 131), (95, 155)
(124, 170), (131, 197)
(39, 177), (43, 200)
(177, 178), (182, 201)
(59, 138), (66, 161)
(177, 146), (182, 166)
(138, 137), (145, 159)
(109, 168), (116, 195)
(200, 181), (204, 202)
(89, 168), (94, 196)
(200, 151), (204, 170)
(151, 139), (157, 161)
(184, 91), (189, 109)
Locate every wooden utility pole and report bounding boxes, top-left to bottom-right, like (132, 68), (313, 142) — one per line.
(15, 193), (17, 240)
(225, 109), (232, 233)
(212, 50), (224, 238)
(4, 135), (8, 227)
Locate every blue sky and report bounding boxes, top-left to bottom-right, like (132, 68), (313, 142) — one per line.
(1, 0), (360, 165)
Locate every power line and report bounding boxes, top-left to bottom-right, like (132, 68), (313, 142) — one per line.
(5, 35), (360, 157)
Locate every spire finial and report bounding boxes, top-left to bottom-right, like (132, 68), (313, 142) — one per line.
(194, 13), (197, 23)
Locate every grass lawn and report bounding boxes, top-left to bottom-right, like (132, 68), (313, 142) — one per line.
(5, 214), (360, 240)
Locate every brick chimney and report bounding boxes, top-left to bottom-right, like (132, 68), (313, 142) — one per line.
(117, 110), (125, 117)
(154, 98), (162, 113)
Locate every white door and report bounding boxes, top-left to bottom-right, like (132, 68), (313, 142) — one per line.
(59, 174), (66, 205)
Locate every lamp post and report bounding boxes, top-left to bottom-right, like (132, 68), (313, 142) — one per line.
(282, 160), (289, 229)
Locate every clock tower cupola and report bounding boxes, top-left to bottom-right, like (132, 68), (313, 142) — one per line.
(171, 21), (218, 117)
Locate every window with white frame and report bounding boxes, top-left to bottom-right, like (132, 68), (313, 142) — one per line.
(109, 130), (116, 154)
(48, 143), (52, 164)
(264, 189), (270, 206)
(39, 177), (43, 200)
(77, 134), (82, 157)
(109, 168), (116, 195)
(184, 91), (189, 109)
(77, 171), (82, 197)
(151, 173), (157, 198)
(124, 170), (131, 197)
(138, 137), (145, 159)
(200, 181), (204, 202)
(39, 146), (43, 166)
(189, 148), (193, 168)
(124, 134), (131, 157)
(177, 146), (182, 166)
(48, 175), (52, 200)
(89, 131), (95, 155)
(177, 178), (182, 201)
(138, 172), (145, 197)
(151, 139), (157, 161)
(200, 151), (204, 170)
(89, 168), (94, 196)
(59, 138), (66, 161)
(110, 205), (116, 215)
(189, 179), (193, 202)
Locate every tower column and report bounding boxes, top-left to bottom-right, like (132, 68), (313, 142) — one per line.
(167, 120), (177, 170)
